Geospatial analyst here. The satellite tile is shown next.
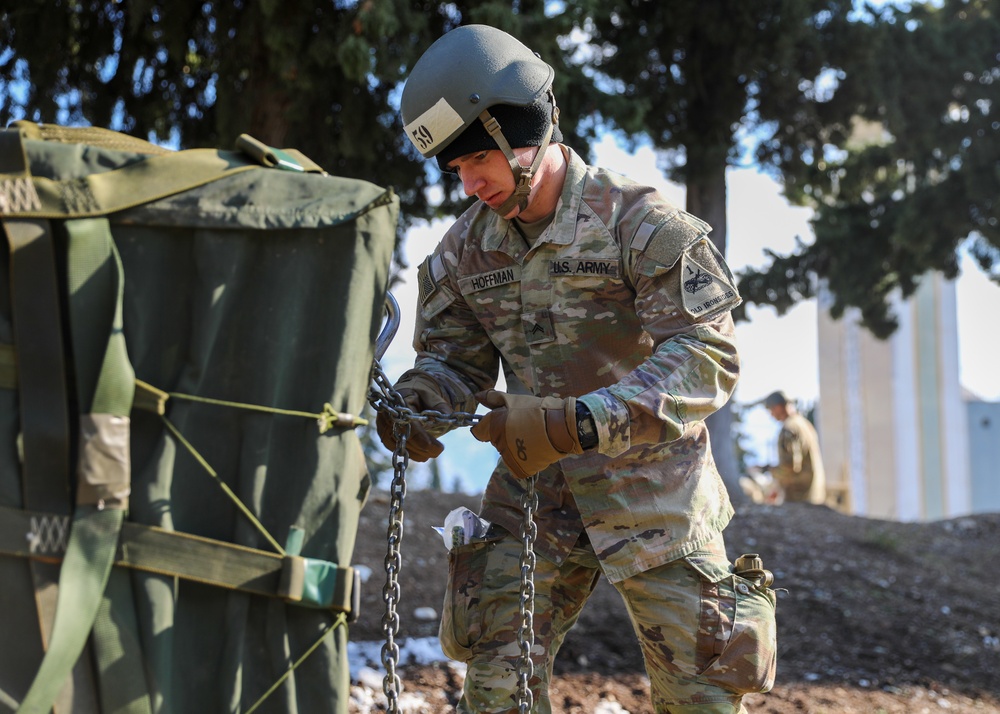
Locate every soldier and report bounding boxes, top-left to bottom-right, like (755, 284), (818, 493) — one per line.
(378, 24), (777, 713)
(764, 390), (827, 505)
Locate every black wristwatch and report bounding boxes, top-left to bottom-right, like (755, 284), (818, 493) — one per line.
(575, 402), (598, 450)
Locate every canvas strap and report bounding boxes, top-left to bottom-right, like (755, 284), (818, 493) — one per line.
(0, 504), (359, 616)
(0, 126), (72, 513)
(66, 218), (151, 714)
(2, 216), (89, 714)
(3, 217), (72, 510)
(1, 124), (86, 712)
(16, 216), (141, 714)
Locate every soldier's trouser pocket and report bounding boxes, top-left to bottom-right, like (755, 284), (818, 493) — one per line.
(688, 551), (778, 695)
(439, 534), (501, 662)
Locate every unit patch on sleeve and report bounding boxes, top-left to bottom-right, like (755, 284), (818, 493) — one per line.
(549, 259), (620, 278)
(678, 247), (740, 320)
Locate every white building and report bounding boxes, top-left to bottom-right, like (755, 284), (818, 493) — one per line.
(815, 272), (992, 520)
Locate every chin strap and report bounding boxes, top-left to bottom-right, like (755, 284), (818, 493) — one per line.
(478, 89), (560, 217)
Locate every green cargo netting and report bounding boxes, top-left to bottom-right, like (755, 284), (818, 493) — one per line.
(0, 123), (397, 714)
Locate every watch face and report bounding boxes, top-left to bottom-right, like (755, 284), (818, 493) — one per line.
(575, 405), (598, 448)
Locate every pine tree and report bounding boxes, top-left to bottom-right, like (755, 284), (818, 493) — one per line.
(739, 0), (1000, 337)
(563, 0), (865, 497)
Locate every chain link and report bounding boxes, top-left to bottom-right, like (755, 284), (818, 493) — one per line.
(379, 419), (408, 712)
(368, 358), (535, 714)
(369, 361), (481, 429)
(516, 477), (538, 713)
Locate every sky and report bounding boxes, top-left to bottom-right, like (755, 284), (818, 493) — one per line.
(379, 135), (1000, 493)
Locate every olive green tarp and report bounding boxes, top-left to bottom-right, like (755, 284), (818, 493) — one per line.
(0, 123), (397, 713)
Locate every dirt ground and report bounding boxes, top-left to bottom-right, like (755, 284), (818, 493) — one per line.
(348, 488), (1000, 713)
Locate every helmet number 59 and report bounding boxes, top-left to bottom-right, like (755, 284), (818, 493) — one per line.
(411, 125), (433, 151)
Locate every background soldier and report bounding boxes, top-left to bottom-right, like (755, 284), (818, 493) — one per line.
(764, 390), (827, 505)
(378, 24), (777, 713)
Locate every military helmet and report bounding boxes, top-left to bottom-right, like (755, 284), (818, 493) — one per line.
(401, 24), (555, 160)
(764, 391), (790, 408)
(401, 24), (561, 216)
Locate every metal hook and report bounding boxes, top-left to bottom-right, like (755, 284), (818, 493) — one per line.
(375, 292), (400, 362)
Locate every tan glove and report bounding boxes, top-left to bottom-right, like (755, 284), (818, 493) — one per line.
(376, 372), (449, 461)
(470, 390), (583, 479)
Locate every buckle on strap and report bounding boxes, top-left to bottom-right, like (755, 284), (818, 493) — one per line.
(278, 526), (361, 619)
(235, 134), (306, 173)
(481, 115), (502, 137)
(279, 555), (361, 620)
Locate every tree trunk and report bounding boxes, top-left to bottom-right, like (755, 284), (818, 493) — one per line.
(686, 160), (747, 506)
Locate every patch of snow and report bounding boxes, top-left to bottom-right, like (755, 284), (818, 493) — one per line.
(348, 637), (446, 681)
(595, 703), (631, 714)
(413, 606), (438, 621)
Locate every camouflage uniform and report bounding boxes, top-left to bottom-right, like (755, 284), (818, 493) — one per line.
(408, 148), (776, 711)
(773, 411), (826, 504)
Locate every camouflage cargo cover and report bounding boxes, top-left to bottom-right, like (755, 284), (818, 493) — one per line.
(407, 147), (742, 582)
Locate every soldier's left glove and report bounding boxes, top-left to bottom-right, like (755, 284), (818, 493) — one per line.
(375, 372), (448, 462)
(470, 390), (583, 479)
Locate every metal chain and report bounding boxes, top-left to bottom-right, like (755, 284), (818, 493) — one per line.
(369, 361), (480, 429)
(516, 477), (538, 713)
(367, 358), (536, 714)
(370, 360), (481, 713)
(379, 418), (408, 712)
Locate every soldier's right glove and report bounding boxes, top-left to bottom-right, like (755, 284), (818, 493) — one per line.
(376, 372), (448, 462)
(470, 390), (583, 479)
